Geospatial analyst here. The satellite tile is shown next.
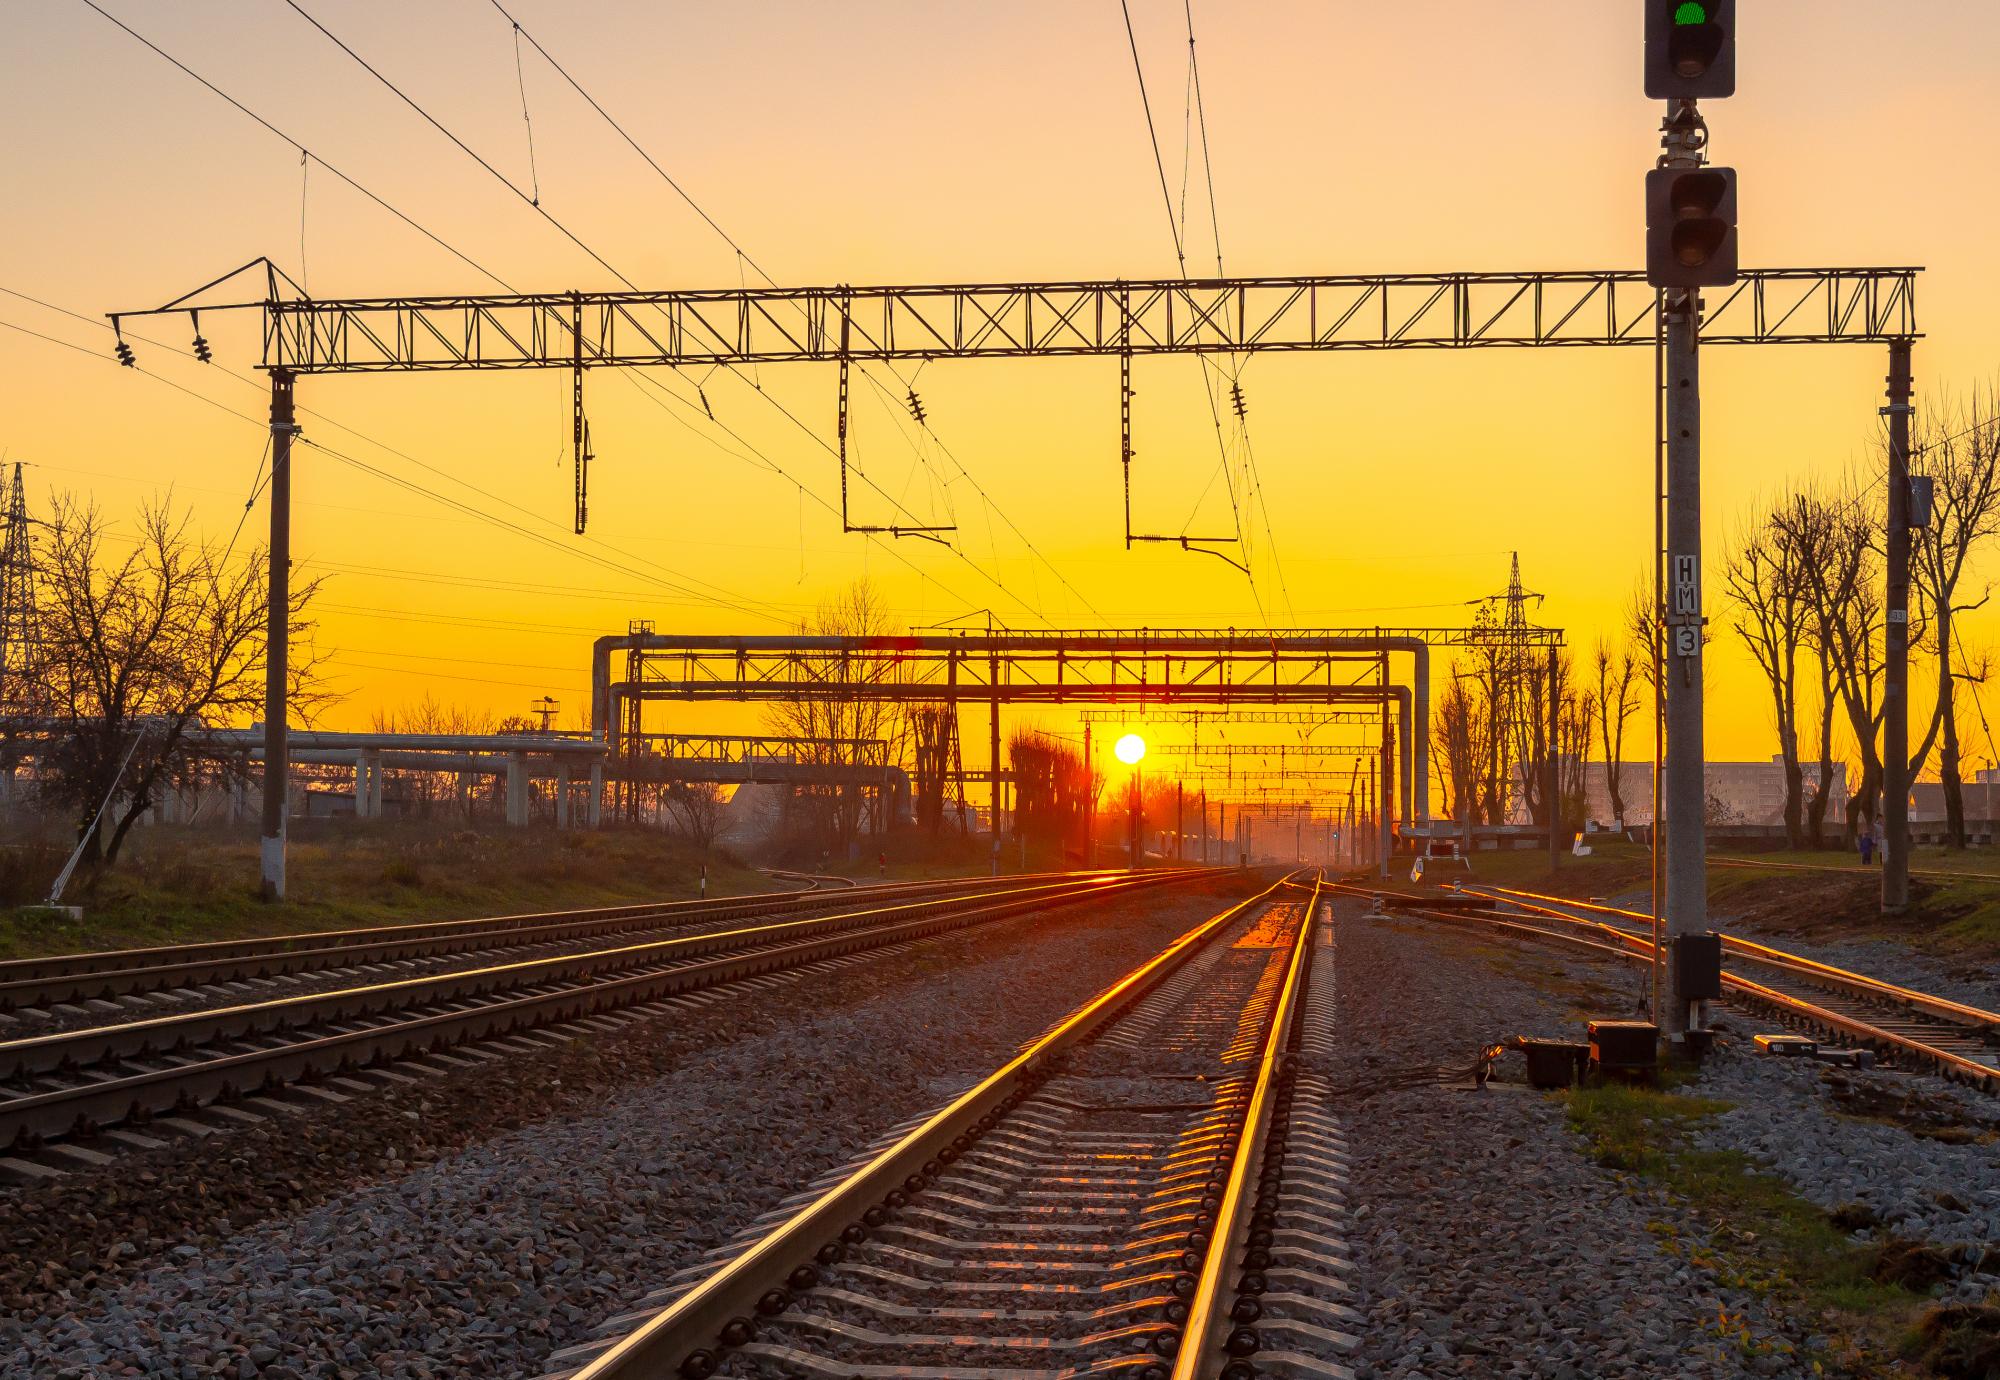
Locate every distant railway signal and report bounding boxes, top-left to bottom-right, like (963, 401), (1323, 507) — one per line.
(1645, 0), (1735, 100)
(1646, 166), (1738, 289)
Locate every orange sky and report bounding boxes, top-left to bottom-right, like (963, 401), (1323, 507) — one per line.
(4, 1), (1998, 794)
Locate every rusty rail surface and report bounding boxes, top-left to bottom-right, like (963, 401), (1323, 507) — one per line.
(0, 871), (1199, 1151)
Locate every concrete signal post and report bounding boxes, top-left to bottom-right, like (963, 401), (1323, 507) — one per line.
(1646, 0), (1738, 1045)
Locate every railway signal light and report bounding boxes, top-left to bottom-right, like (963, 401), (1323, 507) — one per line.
(1645, 0), (1735, 100)
(1646, 166), (1738, 289)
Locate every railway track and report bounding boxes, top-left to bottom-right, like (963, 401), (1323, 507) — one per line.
(0, 871), (1198, 1168)
(1709, 854), (2000, 884)
(538, 872), (1359, 1380)
(0, 871), (1103, 1025)
(1364, 881), (2000, 1091)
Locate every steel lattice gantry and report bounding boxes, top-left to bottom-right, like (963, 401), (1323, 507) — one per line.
(256, 267), (1919, 370)
(590, 628), (1437, 827)
(116, 262), (1914, 901)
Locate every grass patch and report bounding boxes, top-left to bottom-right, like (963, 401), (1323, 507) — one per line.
(1566, 1081), (1939, 1372)
(0, 822), (780, 961)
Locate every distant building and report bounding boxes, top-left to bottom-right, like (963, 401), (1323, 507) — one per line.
(1576, 755), (1848, 830)
(1912, 779), (2000, 824)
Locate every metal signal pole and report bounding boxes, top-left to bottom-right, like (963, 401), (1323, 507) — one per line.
(260, 370), (296, 902)
(1883, 340), (1915, 912)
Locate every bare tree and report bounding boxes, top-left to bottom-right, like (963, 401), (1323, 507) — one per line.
(663, 781), (730, 851)
(1433, 673), (1485, 852)
(1770, 489), (1863, 846)
(28, 495), (326, 874)
(370, 694), (497, 819)
(1590, 638), (1639, 830)
(1908, 386), (2000, 847)
(764, 580), (911, 858)
(1723, 501), (1812, 847)
(1778, 482), (1898, 838)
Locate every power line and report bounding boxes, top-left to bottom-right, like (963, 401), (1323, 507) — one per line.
(484, 0), (1104, 622)
(78, 0), (518, 291)
(1, 308), (793, 625)
(1118, 0), (1187, 273)
(77, 6), (1004, 628)
(278, 1), (977, 565)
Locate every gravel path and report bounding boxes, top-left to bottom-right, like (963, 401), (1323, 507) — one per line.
(1, 877), (1244, 1380)
(1332, 907), (1819, 1380)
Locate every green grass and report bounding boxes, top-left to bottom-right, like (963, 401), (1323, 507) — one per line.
(1566, 1081), (1940, 1372)
(0, 822), (779, 961)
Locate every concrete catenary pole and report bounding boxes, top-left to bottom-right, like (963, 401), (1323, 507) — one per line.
(1882, 340), (1915, 913)
(260, 370), (297, 902)
(1082, 721), (1094, 868)
(1378, 716), (1393, 881)
(1661, 288), (1706, 1043)
(1548, 649), (1563, 872)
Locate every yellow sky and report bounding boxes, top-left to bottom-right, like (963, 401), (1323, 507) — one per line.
(4, 1), (1998, 786)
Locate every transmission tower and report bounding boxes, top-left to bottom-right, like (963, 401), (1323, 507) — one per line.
(0, 463), (36, 708)
(1472, 552), (1544, 820)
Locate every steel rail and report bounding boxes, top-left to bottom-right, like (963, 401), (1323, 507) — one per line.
(0, 875), (1175, 1081)
(0, 872), (1192, 1152)
(1460, 884), (2000, 1036)
(1710, 855), (2000, 885)
(0, 870), (1104, 1012)
(566, 872), (1313, 1380)
(1172, 875), (1321, 1380)
(1352, 885), (2000, 1092)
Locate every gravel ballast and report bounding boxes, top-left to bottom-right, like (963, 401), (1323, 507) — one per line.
(1332, 907), (1818, 1380)
(1, 878), (1244, 1379)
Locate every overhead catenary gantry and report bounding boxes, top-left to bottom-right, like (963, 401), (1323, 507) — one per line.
(109, 260), (1916, 901)
(243, 268), (1916, 369)
(585, 627), (1439, 835)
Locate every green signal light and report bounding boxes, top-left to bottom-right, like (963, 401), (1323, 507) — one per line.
(1673, 1), (1708, 23)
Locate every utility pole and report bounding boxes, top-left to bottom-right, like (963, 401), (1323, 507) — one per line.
(1199, 789), (1208, 865)
(989, 669), (1001, 876)
(1548, 649), (1563, 872)
(1883, 339), (1915, 912)
(1176, 782), (1184, 862)
(1660, 283), (1705, 1043)
(1082, 721), (1093, 869)
(1656, 115), (1720, 1040)
(1128, 766), (1141, 870)
(260, 370), (297, 902)
(1379, 716), (1393, 881)
(1646, 4), (1738, 1044)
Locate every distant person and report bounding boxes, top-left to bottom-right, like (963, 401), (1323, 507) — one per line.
(1858, 826), (1875, 866)
(1872, 815), (1886, 864)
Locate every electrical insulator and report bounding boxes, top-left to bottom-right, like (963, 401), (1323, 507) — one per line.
(907, 389), (927, 426)
(114, 338), (136, 368)
(192, 335), (213, 364)
(1229, 382), (1247, 419)
(698, 387), (715, 420)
